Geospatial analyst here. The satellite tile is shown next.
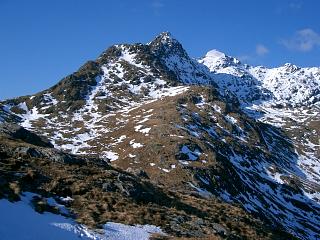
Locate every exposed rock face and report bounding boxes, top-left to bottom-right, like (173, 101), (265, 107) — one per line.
(0, 122), (53, 148)
(0, 32), (319, 239)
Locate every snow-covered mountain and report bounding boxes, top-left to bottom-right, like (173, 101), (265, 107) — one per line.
(0, 32), (319, 240)
(199, 49), (320, 107)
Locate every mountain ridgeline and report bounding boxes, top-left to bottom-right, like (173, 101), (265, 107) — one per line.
(0, 32), (319, 240)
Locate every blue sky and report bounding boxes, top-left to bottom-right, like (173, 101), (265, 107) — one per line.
(0, 0), (319, 99)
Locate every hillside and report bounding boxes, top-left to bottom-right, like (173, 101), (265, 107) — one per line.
(0, 32), (319, 240)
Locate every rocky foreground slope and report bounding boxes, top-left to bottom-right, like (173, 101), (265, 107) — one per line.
(0, 32), (319, 239)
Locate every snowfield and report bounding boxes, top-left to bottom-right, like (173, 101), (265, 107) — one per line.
(0, 193), (165, 240)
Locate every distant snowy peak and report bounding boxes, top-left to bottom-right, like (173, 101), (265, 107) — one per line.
(282, 63), (300, 73)
(198, 49), (320, 106)
(199, 49), (241, 71)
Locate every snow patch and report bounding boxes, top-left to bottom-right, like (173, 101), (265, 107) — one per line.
(103, 222), (165, 240)
(20, 106), (48, 129)
(102, 151), (119, 161)
(130, 139), (143, 148)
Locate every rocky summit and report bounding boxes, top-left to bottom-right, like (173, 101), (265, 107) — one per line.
(0, 32), (319, 240)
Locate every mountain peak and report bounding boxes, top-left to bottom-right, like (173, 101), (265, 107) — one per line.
(282, 62), (300, 72)
(150, 31), (176, 45)
(148, 31), (184, 55)
(157, 31), (173, 41)
(205, 49), (226, 59)
(148, 32), (182, 49)
(199, 49), (240, 71)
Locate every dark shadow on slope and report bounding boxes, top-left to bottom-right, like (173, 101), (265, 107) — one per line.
(176, 90), (320, 239)
(205, 122), (319, 239)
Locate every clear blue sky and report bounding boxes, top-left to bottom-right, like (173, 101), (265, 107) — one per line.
(0, 0), (319, 99)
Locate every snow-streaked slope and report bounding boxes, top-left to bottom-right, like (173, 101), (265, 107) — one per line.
(200, 49), (320, 183)
(174, 93), (320, 239)
(250, 64), (320, 106)
(199, 49), (320, 182)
